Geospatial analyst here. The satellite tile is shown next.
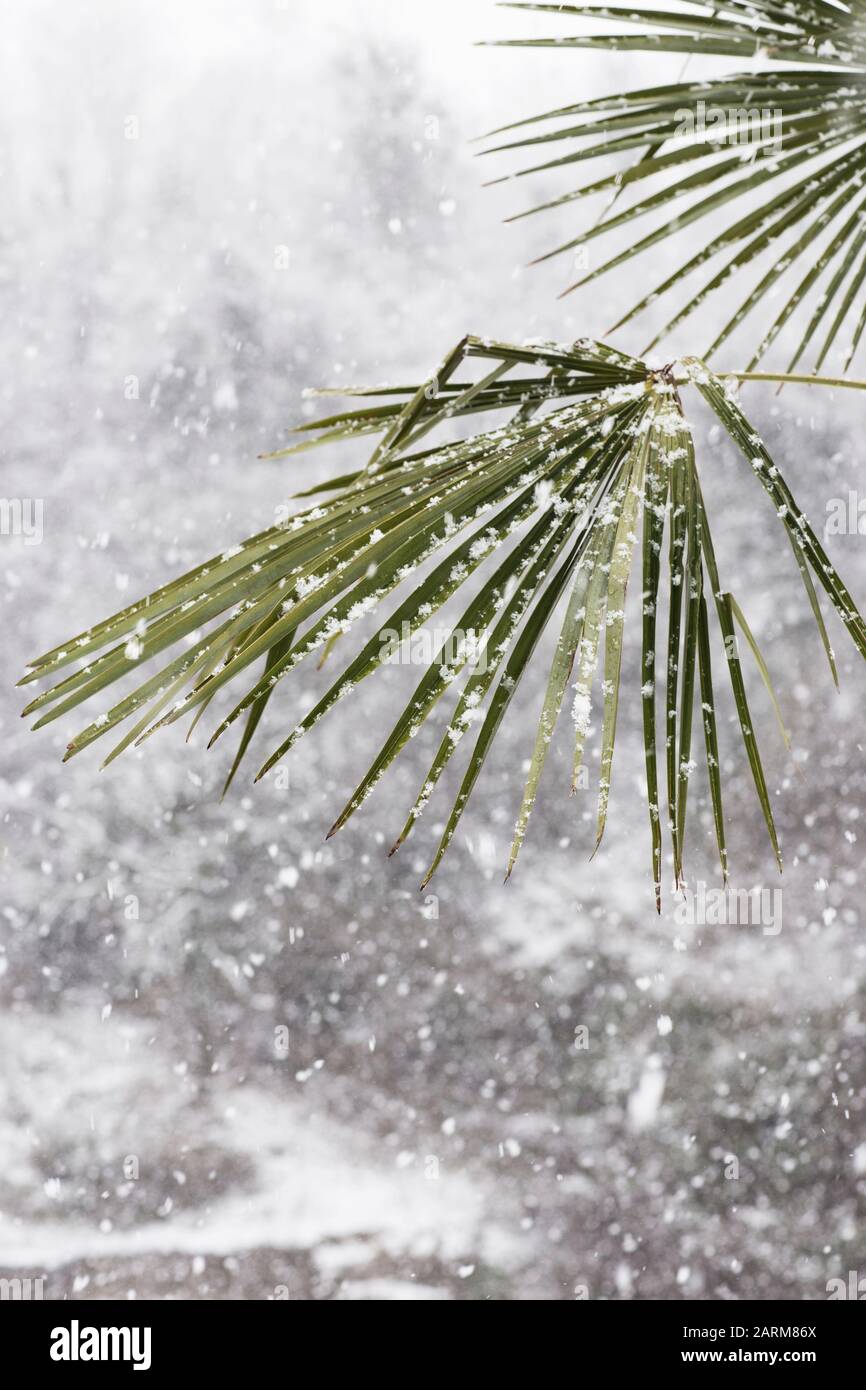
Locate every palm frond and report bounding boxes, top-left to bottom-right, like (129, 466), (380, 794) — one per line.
(20, 338), (866, 901)
(481, 1), (866, 368)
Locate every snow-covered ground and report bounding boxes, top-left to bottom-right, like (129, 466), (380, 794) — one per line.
(2, 0), (866, 1299)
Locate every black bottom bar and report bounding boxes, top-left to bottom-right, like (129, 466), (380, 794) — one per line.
(2, 1296), (861, 1373)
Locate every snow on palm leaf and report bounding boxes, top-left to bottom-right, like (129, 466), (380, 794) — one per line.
(20, 337), (866, 903)
(482, 1), (866, 370)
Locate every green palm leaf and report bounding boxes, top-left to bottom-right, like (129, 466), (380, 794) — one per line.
(20, 338), (866, 902)
(481, 1), (866, 368)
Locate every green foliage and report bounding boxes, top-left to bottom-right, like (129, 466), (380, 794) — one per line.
(21, 338), (866, 899)
(482, 1), (866, 368)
